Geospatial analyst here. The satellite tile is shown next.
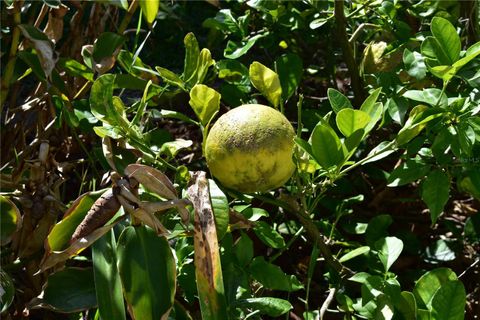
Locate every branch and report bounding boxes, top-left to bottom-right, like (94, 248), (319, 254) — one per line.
(334, 0), (365, 106)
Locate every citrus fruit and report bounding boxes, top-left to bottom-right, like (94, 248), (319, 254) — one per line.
(205, 104), (296, 193)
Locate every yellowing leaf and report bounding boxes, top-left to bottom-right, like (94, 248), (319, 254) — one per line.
(249, 61), (282, 108)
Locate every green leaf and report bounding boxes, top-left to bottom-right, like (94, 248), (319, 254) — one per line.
(339, 246), (370, 263)
(360, 88), (382, 116)
(90, 74), (127, 127)
(431, 280), (466, 320)
(403, 88), (447, 107)
(224, 34), (266, 59)
(117, 226), (176, 320)
(46, 190), (105, 252)
(365, 214), (393, 246)
(397, 291), (417, 320)
(0, 270), (14, 313)
(387, 159), (431, 187)
(189, 84), (221, 126)
(233, 232), (253, 267)
(310, 123), (345, 169)
(253, 221), (285, 249)
(57, 58), (94, 81)
(403, 49), (426, 80)
(203, 9), (240, 35)
(413, 268), (457, 309)
(425, 239), (456, 263)
(421, 170), (450, 224)
(249, 61), (282, 108)
(464, 213), (480, 243)
(92, 230), (126, 320)
(43, 268), (97, 312)
(375, 236), (403, 272)
(183, 33), (200, 85)
(396, 105), (444, 146)
(233, 298), (293, 317)
(217, 59), (249, 84)
(276, 53), (303, 101)
(92, 32), (125, 62)
(196, 48), (215, 85)
(249, 257), (303, 292)
(0, 195), (21, 246)
(327, 88), (353, 113)
(209, 179), (229, 240)
(139, 0), (159, 24)
(386, 97), (409, 125)
(155, 66), (186, 90)
(430, 17), (461, 65)
(336, 109), (371, 137)
(360, 99), (383, 135)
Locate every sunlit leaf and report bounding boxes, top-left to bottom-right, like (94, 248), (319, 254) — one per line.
(139, 0), (159, 24)
(189, 84), (221, 126)
(249, 61), (282, 108)
(328, 88), (353, 113)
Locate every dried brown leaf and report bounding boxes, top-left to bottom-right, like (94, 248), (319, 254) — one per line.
(125, 164), (177, 200)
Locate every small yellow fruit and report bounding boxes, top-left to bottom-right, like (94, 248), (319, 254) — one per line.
(205, 104), (296, 193)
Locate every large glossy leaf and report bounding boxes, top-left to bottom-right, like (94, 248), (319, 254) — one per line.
(397, 291), (417, 320)
(336, 109), (371, 137)
(249, 257), (303, 292)
(310, 123), (345, 169)
(375, 237), (403, 272)
(249, 61), (282, 108)
(187, 172), (228, 320)
(327, 88), (353, 113)
(339, 246), (370, 263)
(189, 84), (221, 126)
(413, 268), (457, 309)
(117, 226), (176, 320)
(430, 17), (461, 65)
(396, 105), (444, 146)
(90, 74), (124, 126)
(92, 230), (126, 320)
(403, 88), (447, 107)
(233, 297), (293, 317)
(403, 49), (426, 80)
(421, 170), (450, 225)
(0, 195), (21, 245)
(253, 221), (285, 249)
(276, 53), (303, 101)
(139, 0), (159, 24)
(155, 66), (186, 90)
(42, 268), (97, 312)
(431, 280), (466, 320)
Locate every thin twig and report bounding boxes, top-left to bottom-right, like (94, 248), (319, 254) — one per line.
(320, 287), (337, 320)
(334, 0), (364, 106)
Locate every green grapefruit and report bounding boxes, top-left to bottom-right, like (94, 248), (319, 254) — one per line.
(205, 104), (296, 193)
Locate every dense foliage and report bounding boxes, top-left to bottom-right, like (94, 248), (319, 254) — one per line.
(1, 0), (479, 319)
